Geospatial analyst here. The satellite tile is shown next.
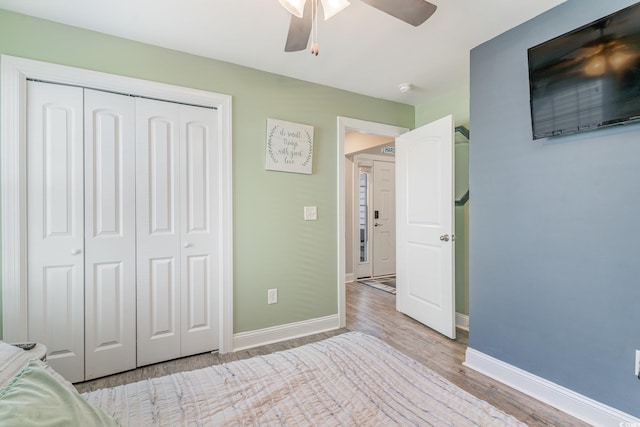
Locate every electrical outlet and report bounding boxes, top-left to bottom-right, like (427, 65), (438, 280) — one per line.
(635, 350), (640, 377)
(268, 288), (278, 305)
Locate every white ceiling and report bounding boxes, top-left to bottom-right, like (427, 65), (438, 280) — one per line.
(0, 0), (565, 111)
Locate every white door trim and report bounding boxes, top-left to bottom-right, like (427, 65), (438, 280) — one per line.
(0, 55), (234, 353)
(353, 153), (395, 163)
(337, 117), (408, 327)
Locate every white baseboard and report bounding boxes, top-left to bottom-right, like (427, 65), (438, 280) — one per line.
(455, 313), (469, 331)
(464, 348), (640, 427)
(233, 314), (341, 352)
(345, 273), (355, 283)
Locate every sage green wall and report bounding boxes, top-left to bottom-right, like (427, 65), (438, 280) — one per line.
(0, 9), (414, 336)
(415, 85), (470, 129)
(454, 207), (468, 314)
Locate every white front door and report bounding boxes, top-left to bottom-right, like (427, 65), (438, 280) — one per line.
(27, 81), (85, 382)
(372, 160), (396, 277)
(396, 115), (455, 339)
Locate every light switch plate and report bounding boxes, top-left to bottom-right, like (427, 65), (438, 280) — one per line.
(304, 206), (317, 221)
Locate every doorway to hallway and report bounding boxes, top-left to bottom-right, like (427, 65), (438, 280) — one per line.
(337, 117), (407, 327)
(344, 131), (398, 281)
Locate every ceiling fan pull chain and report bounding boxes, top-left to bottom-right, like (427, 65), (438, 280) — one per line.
(310, 0), (319, 55)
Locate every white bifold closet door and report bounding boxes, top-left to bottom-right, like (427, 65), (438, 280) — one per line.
(136, 98), (219, 367)
(27, 81), (219, 380)
(27, 82), (138, 382)
(27, 81), (86, 383)
(83, 89), (137, 380)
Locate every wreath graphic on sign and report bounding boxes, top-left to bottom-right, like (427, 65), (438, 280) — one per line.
(302, 130), (313, 167)
(267, 124), (280, 164)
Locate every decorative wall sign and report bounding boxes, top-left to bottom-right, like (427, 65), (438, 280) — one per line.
(266, 118), (314, 174)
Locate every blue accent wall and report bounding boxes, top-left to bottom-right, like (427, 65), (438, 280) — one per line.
(469, 0), (640, 416)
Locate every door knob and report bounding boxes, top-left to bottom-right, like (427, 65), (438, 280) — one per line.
(439, 234), (450, 242)
(70, 249), (81, 255)
(183, 243), (192, 248)
(374, 223), (382, 227)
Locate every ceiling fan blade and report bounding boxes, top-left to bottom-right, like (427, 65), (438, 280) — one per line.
(284, 1), (313, 52)
(360, 0), (437, 27)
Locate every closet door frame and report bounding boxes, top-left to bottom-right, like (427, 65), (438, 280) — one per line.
(0, 55), (234, 353)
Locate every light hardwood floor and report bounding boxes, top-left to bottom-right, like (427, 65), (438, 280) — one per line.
(76, 281), (587, 426)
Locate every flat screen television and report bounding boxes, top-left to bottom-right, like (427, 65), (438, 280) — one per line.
(528, 3), (640, 140)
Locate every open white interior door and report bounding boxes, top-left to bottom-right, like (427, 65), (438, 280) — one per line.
(396, 115), (455, 339)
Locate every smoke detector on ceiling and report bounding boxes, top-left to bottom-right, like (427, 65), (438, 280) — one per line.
(398, 83), (413, 93)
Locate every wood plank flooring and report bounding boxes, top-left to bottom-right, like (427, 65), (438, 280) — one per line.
(76, 281), (587, 426)
(344, 281), (587, 426)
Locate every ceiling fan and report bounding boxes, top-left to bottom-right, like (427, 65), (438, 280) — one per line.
(279, 0), (437, 55)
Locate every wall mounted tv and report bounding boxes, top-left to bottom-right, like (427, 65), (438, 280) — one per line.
(528, 3), (640, 140)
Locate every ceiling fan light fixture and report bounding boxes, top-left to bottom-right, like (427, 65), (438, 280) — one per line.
(279, 0), (307, 18)
(320, 0), (350, 20)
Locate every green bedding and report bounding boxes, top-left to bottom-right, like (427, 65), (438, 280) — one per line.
(0, 360), (118, 426)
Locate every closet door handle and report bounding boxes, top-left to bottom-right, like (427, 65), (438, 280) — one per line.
(183, 243), (193, 249)
(70, 249), (81, 255)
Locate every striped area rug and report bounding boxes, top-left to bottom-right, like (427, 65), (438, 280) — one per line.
(357, 276), (397, 294)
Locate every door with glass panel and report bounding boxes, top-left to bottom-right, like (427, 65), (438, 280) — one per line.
(354, 158), (396, 279)
(354, 162), (372, 278)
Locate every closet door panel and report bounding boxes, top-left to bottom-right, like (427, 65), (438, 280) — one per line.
(27, 81), (85, 383)
(180, 105), (219, 356)
(84, 89), (137, 380)
(149, 257), (177, 334)
(136, 98), (182, 366)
